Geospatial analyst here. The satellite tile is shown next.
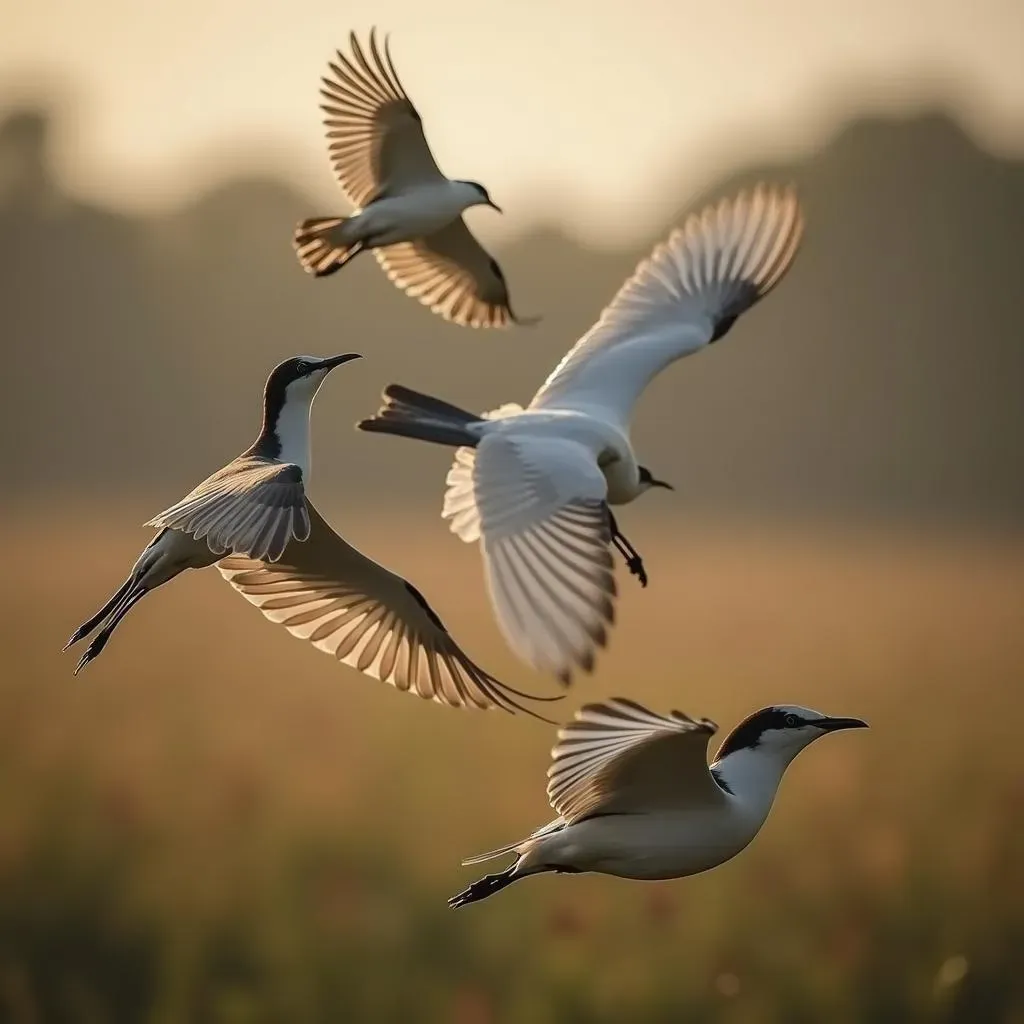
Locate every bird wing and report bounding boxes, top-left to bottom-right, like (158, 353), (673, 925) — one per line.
(320, 29), (444, 208)
(442, 432), (616, 683)
(529, 184), (804, 429)
(145, 457), (310, 563)
(217, 500), (553, 715)
(375, 219), (530, 328)
(547, 698), (723, 824)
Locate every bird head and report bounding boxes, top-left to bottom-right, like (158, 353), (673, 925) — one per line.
(457, 180), (503, 213)
(715, 705), (868, 766)
(638, 466), (674, 495)
(264, 353), (361, 403)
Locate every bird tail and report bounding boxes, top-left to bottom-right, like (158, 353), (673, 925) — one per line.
(357, 384), (485, 448)
(461, 818), (565, 866)
(447, 864), (521, 909)
(293, 217), (363, 277)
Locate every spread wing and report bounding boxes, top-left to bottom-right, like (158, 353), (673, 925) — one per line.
(217, 501), (554, 715)
(145, 457), (309, 563)
(375, 220), (532, 328)
(547, 698), (723, 823)
(319, 29), (444, 208)
(441, 432), (616, 684)
(530, 184), (804, 429)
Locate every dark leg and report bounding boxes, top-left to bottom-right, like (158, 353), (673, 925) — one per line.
(64, 574), (135, 649)
(448, 866), (519, 909)
(73, 585), (148, 676)
(607, 508), (648, 588)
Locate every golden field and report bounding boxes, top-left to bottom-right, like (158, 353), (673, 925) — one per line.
(1, 504), (1022, 1023)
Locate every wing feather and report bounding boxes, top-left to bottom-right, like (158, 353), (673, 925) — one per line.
(218, 501), (555, 716)
(319, 29), (444, 207)
(146, 457), (309, 562)
(530, 184), (804, 428)
(547, 698), (721, 822)
(375, 220), (533, 328)
(441, 433), (616, 683)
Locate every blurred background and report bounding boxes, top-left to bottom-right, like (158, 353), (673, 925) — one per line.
(2, 0), (1023, 1020)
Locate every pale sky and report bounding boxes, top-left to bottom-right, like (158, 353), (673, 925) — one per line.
(3, 0), (1024, 243)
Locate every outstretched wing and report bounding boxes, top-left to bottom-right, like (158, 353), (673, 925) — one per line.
(375, 220), (532, 329)
(146, 457), (309, 562)
(530, 184), (804, 429)
(319, 29), (444, 208)
(217, 500), (553, 715)
(441, 432), (616, 684)
(547, 698), (723, 823)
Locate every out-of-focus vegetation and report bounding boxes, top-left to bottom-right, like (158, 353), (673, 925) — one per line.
(2, 509), (1022, 1023)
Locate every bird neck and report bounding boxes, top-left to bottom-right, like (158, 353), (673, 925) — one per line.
(252, 386), (315, 476)
(711, 748), (790, 820)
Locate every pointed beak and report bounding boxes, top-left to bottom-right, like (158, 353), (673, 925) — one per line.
(487, 200), (503, 213)
(818, 716), (869, 733)
(320, 353), (362, 371)
(651, 478), (674, 491)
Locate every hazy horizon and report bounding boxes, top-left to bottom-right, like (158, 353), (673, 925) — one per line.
(5, 0), (1024, 242)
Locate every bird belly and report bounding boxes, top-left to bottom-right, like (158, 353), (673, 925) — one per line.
(350, 190), (463, 247)
(535, 813), (754, 881)
(136, 529), (218, 587)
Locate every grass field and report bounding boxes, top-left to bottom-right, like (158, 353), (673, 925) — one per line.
(1, 504), (1022, 1022)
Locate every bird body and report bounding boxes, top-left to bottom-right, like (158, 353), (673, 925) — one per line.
(449, 699), (867, 907)
(359, 185), (805, 682)
(515, 806), (760, 882)
(315, 180), (493, 251)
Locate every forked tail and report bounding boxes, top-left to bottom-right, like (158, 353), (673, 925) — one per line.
(357, 384), (485, 448)
(293, 217), (363, 277)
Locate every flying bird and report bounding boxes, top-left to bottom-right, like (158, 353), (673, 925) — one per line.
(448, 697), (867, 908)
(358, 184), (804, 683)
(294, 29), (535, 329)
(64, 354), (545, 715)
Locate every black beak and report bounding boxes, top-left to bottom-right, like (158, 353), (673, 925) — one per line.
(651, 478), (674, 491)
(487, 200), (503, 213)
(320, 353), (362, 370)
(818, 716), (868, 732)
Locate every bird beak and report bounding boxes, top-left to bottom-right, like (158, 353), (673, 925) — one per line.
(487, 200), (503, 213)
(320, 353), (362, 370)
(651, 478), (674, 491)
(818, 716), (869, 732)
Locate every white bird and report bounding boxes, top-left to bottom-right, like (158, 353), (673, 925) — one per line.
(448, 697), (867, 908)
(294, 29), (535, 329)
(64, 354), (546, 716)
(358, 184), (805, 682)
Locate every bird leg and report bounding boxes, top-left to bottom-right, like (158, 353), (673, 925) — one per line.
(606, 508), (648, 588)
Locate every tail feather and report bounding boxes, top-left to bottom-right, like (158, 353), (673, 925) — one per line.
(448, 865), (519, 909)
(293, 217), (362, 277)
(357, 383), (484, 449)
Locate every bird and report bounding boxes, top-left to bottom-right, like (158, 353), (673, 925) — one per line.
(357, 184), (805, 683)
(448, 697), (867, 908)
(63, 353), (548, 715)
(293, 29), (536, 329)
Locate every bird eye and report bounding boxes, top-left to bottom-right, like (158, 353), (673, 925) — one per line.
(784, 713), (799, 728)
(295, 360), (309, 374)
